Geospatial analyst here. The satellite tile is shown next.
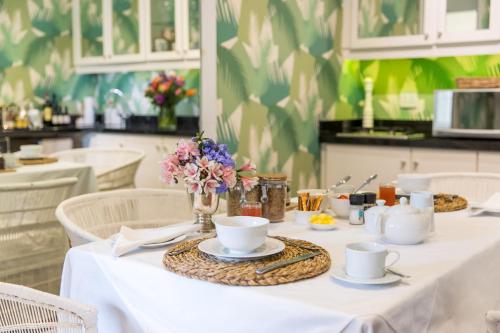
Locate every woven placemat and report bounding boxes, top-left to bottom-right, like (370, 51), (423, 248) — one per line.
(163, 236), (331, 286)
(19, 157), (58, 165)
(0, 168), (15, 173)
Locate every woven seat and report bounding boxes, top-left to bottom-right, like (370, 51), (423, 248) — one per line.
(0, 178), (78, 294)
(56, 189), (227, 247)
(428, 172), (500, 203)
(51, 148), (145, 191)
(0, 282), (97, 333)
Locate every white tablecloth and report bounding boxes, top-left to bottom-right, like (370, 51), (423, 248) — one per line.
(0, 161), (97, 195)
(61, 211), (500, 333)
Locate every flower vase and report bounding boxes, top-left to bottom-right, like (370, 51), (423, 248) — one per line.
(158, 106), (176, 131)
(190, 192), (219, 234)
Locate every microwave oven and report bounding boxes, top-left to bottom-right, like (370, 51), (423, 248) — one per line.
(433, 89), (500, 138)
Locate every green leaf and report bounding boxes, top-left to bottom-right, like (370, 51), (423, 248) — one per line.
(217, 0), (238, 44)
(217, 45), (249, 102)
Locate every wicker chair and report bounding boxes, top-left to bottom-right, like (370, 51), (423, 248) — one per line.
(0, 177), (78, 294)
(428, 172), (500, 203)
(0, 282), (97, 333)
(51, 148), (145, 191)
(56, 189), (226, 247)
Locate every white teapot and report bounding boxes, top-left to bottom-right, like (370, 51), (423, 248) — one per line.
(376, 197), (431, 245)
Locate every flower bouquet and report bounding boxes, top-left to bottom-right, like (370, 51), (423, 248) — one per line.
(145, 71), (197, 130)
(160, 133), (258, 232)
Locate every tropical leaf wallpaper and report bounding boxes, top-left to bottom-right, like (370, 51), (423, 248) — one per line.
(216, 0), (343, 192)
(0, 0), (199, 115)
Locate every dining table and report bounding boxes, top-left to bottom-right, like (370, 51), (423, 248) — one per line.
(0, 160), (98, 195)
(60, 209), (500, 333)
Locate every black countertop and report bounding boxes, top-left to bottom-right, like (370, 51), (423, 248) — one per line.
(320, 120), (500, 152)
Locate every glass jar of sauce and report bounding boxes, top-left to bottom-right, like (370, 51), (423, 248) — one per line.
(259, 173), (287, 222)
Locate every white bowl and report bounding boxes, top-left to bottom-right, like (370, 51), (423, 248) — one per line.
(294, 210), (321, 225)
(19, 144), (43, 159)
(328, 193), (351, 218)
(397, 174), (430, 194)
(309, 221), (337, 231)
(213, 216), (269, 254)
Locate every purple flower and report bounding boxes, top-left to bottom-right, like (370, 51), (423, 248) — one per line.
(216, 183), (228, 194)
(201, 140), (235, 168)
(154, 94), (165, 105)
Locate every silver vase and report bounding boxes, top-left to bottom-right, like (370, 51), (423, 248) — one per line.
(190, 192), (219, 234)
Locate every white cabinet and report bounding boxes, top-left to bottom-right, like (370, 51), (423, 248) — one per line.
(321, 144), (410, 192)
(478, 151), (500, 172)
(321, 144), (479, 190)
(87, 133), (187, 188)
(343, 0), (500, 59)
(72, 0), (200, 73)
(410, 148), (477, 173)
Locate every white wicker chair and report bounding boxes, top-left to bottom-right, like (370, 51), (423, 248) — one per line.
(56, 188), (226, 247)
(0, 282), (97, 333)
(0, 177), (78, 294)
(487, 310), (500, 333)
(51, 148), (145, 191)
(428, 172), (500, 203)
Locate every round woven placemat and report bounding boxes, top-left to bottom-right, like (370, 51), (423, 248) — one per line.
(19, 157), (58, 165)
(163, 236), (331, 286)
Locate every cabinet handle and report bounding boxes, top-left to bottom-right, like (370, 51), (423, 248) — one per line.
(400, 160), (407, 170)
(412, 161), (419, 171)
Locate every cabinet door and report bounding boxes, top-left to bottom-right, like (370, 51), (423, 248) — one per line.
(183, 0), (201, 59)
(321, 144), (410, 192)
(436, 0), (500, 44)
(478, 151), (500, 172)
(145, 0), (182, 61)
(348, 0), (433, 49)
(73, 0), (107, 65)
(410, 148), (477, 173)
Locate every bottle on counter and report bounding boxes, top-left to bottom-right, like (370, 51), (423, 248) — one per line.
(349, 193), (365, 225)
(28, 103), (43, 130)
(42, 94), (53, 127)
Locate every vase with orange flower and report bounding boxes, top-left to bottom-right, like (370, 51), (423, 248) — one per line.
(145, 71), (197, 131)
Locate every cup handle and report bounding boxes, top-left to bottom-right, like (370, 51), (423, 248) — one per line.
(385, 250), (400, 268)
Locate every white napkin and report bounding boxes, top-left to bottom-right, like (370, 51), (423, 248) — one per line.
(112, 223), (200, 257)
(469, 192), (500, 216)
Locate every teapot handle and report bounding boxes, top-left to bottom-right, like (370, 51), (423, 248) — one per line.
(375, 214), (384, 237)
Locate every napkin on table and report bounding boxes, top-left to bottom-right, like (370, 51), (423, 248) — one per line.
(469, 192), (500, 216)
(112, 223), (200, 257)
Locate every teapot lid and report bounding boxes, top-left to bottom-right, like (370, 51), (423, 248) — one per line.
(386, 197), (420, 215)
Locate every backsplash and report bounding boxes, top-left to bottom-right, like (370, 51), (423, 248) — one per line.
(332, 54), (500, 121)
(0, 0), (199, 115)
(216, 0), (343, 191)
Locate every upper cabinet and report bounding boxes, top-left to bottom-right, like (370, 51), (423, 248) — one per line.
(72, 0), (200, 73)
(343, 0), (500, 59)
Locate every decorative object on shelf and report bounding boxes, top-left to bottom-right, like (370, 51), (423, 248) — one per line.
(160, 132), (257, 233)
(145, 71), (197, 131)
(456, 77), (500, 89)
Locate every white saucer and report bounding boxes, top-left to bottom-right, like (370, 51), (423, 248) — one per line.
(198, 237), (285, 260)
(140, 235), (187, 249)
(309, 222), (337, 231)
(331, 266), (401, 285)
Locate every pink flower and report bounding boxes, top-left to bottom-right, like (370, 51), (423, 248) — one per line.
(208, 162), (224, 180)
(222, 166), (237, 189)
(241, 176), (259, 191)
(198, 156), (210, 170)
(176, 140), (199, 161)
(160, 168), (176, 185)
(238, 161), (256, 172)
(204, 179), (219, 194)
(184, 163), (199, 180)
(186, 181), (201, 194)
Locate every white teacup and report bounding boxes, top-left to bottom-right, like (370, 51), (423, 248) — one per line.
(345, 242), (400, 279)
(294, 210), (320, 225)
(410, 191), (435, 232)
(213, 216), (269, 254)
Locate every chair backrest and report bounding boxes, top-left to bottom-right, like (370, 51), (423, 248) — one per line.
(56, 188), (197, 246)
(428, 172), (500, 203)
(0, 178), (78, 294)
(52, 148), (145, 191)
(0, 282), (97, 333)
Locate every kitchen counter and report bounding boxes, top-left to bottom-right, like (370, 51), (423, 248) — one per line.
(320, 120), (500, 152)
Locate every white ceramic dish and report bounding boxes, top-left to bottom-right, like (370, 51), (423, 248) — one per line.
(294, 210), (321, 225)
(213, 216), (269, 253)
(328, 195), (350, 218)
(19, 144), (43, 159)
(198, 237), (285, 260)
(309, 222), (337, 231)
(140, 235), (187, 249)
(331, 266), (401, 285)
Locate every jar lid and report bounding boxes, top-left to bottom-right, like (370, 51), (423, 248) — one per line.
(258, 173), (287, 181)
(349, 193), (364, 205)
(364, 192), (377, 204)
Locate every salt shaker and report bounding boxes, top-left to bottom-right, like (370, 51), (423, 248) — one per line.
(349, 193), (365, 225)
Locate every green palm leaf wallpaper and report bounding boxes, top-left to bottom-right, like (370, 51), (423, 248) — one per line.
(0, 0), (199, 115)
(216, 0), (343, 192)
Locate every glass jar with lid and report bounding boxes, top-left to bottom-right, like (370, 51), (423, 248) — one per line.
(226, 181), (260, 216)
(259, 173), (287, 222)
